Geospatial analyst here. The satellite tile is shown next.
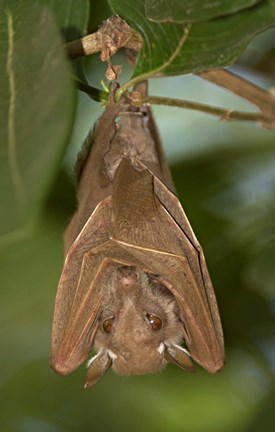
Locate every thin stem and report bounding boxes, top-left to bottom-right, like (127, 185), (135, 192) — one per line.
(65, 19), (275, 128)
(78, 80), (267, 123)
(76, 81), (107, 103)
(141, 95), (265, 123)
(115, 74), (154, 101)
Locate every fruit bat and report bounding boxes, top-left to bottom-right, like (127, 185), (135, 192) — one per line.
(51, 83), (224, 387)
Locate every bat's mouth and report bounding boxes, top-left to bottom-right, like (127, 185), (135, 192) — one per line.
(111, 350), (165, 376)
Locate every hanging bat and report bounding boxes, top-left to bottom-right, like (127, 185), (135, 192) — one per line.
(51, 82), (225, 388)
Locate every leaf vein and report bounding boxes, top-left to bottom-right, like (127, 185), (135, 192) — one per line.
(6, 11), (27, 207)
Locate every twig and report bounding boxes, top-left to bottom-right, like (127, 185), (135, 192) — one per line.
(198, 69), (275, 128)
(136, 94), (265, 123)
(65, 15), (142, 61)
(65, 16), (275, 128)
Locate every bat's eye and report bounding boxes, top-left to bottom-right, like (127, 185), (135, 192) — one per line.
(145, 313), (162, 331)
(102, 318), (114, 333)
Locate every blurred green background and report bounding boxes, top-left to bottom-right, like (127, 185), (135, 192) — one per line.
(1, 1), (275, 431)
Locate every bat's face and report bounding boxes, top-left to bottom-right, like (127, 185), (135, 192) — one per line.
(85, 266), (195, 387)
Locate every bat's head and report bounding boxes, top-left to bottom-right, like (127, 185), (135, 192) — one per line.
(85, 266), (194, 387)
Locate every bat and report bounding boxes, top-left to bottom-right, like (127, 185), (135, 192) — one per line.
(51, 82), (225, 388)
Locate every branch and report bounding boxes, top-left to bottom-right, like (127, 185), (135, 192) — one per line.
(65, 17), (275, 128)
(65, 16), (142, 61)
(197, 69), (275, 128)
(132, 94), (265, 123)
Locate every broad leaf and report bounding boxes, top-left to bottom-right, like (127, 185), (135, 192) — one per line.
(0, 1), (76, 242)
(39, 0), (90, 41)
(145, 0), (262, 23)
(38, 0), (90, 83)
(167, 0), (275, 74)
(109, 0), (275, 77)
(108, 0), (190, 79)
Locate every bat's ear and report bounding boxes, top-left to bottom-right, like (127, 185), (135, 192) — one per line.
(84, 350), (113, 388)
(164, 343), (195, 373)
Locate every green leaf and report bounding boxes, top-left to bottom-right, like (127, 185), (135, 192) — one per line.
(38, 0), (90, 84)
(166, 0), (275, 74)
(38, 0), (90, 86)
(109, 0), (275, 78)
(0, 1), (76, 242)
(38, 0), (90, 41)
(108, 0), (190, 79)
(145, 0), (262, 23)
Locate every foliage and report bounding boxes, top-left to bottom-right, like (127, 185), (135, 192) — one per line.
(1, 1), (275, 431)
